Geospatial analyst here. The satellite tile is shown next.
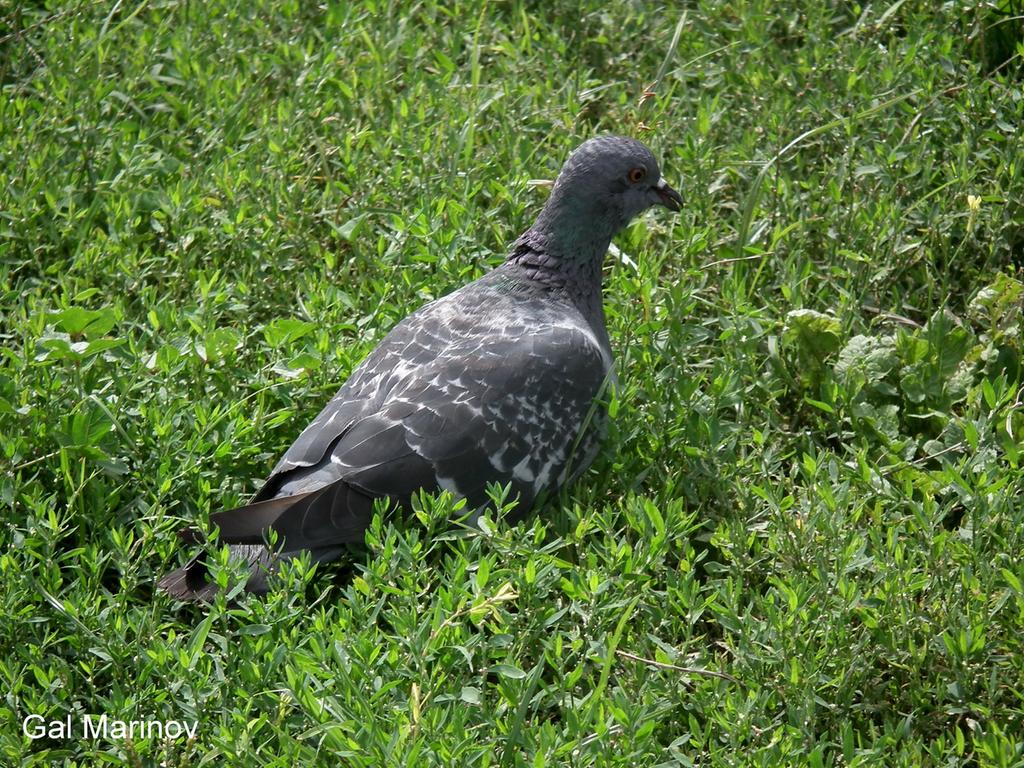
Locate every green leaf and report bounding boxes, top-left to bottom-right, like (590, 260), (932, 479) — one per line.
(204, 327), (241, 363)
(835, 334), (899, 384)
(263, 317), (315, 348)
(784, 309), (842, 362)
(53, 306), (117, 338)
(491, 664), (527, 679)
(287, 352), (322, 372)
(969, 273), (1023, 330)
(899, 310), (975, 407)
(331, 215), (365, 242)
(236, 624), (272, 636)
(924, 310), (971, 379)
(851, 401), (900, 441)
(86, 338), (124, 356)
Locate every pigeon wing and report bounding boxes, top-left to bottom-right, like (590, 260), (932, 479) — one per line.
(250, 303), (453, 502)
(214, 321), (609, 552)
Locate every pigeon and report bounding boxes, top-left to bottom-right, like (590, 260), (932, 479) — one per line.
(159, 135), (682, 600)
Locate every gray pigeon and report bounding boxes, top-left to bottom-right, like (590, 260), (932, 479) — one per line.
(159, 135), (681, 600)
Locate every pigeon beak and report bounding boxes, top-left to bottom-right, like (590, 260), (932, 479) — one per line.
(654, 177), (683, 212)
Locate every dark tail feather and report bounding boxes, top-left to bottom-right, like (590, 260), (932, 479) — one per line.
(159, 478), (376, 600)
(158, 544), (276, 602)
(209, 481), (375, 549)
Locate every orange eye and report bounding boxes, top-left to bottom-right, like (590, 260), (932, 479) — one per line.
(628, 167), (646, 183)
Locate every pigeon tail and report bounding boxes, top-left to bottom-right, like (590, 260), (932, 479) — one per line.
(158, 481), (372, 600)
(157, 543), (276, 602)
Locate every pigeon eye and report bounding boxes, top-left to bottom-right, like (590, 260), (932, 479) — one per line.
(628, 167), (646, 184)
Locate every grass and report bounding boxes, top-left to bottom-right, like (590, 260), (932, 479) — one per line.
(2, 0), (1024, 765)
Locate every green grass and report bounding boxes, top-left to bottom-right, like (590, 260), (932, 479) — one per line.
(2, 0), (1024, 765)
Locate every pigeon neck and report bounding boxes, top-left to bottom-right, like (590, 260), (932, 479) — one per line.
(506, 229), (608, 306)
(531, 192), (618, 266)
(506, 196), (616, 301)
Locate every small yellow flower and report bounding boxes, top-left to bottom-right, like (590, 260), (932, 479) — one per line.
(967, 195), (982, 235)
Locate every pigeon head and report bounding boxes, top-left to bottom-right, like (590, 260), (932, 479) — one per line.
(528, 135), (682, 263)
(556, 135), (682, 220)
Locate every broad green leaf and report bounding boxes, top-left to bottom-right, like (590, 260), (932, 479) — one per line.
(835, 334), (899, 384)
(784, 309), (842, 362)
(263, 317), (315, 348)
